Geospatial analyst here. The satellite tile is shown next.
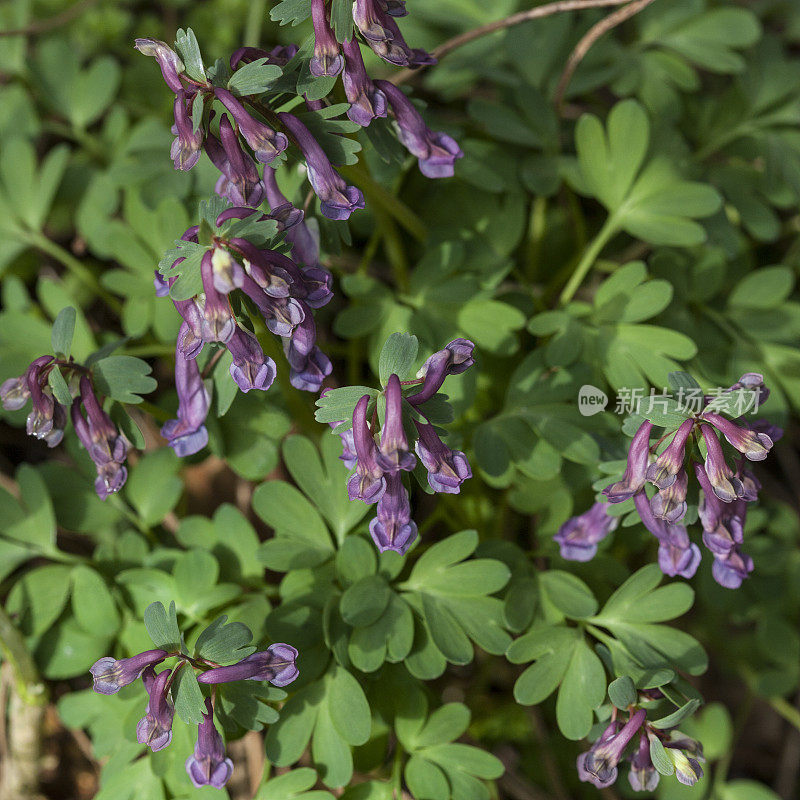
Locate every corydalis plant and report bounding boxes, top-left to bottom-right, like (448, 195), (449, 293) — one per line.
(556, 372), (780, 588)
(89, 602), (298, 789)
(317, 335), (475, 555)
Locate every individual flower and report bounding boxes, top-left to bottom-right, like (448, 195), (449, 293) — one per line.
(341, 37), (387, 127)
(554, 502), (619, 562)
(577, 710), (646, 789)
(701, 411), (773, 462)
(376, 374), (416, 473)
(650, 467), (688, 524)
(645, 418), (694, 490)
(699, 424), (743, 503)
(347, 394), (387, 503)
(137, 667), (175, 753)
(262, 169), (321, 268)
(725, 371), (769, 407)
(666, 747), (704, 787)
(628, 733), (659, 792)
(376, 80), (462, 178)
(603, 420), (653, 503)
(89, 649), (168, 695)
(199, 250), (236, 343)
(161, 330), (211, 457)
(171, 91), (203, 171)
(71, 377), (129, 500)
(226, 327), (276, 393)
(353, 0), (434, 66)
(134, 38), (185, 93)
(277, 112), (365, 220)
(711, 546), (754, 590)
(214, 88), (288, 164)
(1, 375), (30, 410)
(414, 420), (471, 494)
(185, 699), (234, 789)
(633, 492), (700, 579)
(23, 356), (58, 442)
(310, 0), (343, 76)
(408, 338), (475, 405)
(205, 116), (266, 206)
(369, 473), (418, 554)
(197, 644), (299, 686)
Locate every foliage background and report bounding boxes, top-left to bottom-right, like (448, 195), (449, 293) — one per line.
(0, 0), (799, 799)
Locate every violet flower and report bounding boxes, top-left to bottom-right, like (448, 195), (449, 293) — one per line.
(342, 38), (387, 127)
(214, 88), (288, 165)
(89, 649), (168, 695)
(376, 374), (416, 473)
(277, 112), (365, 220)
(554, 502), (619, 562)
(161, 329), (211, 457)
(310, 0), (343, 77)
(230, 45), (298, 69)
(71, 377), (129, 499)
(137, 667), (175, 753)
(262, 169), (321, 268)
(347, 394), (387, 504)
(645, 418), (694, 490)
(171, 91), (203, 171)
(650, 467), (688, 524)
(628, 733), (659, 792)
(711, 547), (754, 590)
(0, 374), (30, 410)
(376, 80), (463, 178)
(185, 698), (234, 789)
(134, 39), (185, 93)
(603, 420), (653, 503)
(699, 424), (743, 503)
(205, 116), (266, 206)
(369, 473), (418, 555)
(226, 327), (276, 393)
(197, 643), (299, 686)
(24, 355), (57, 441)
(701, 411), (773, 462)
(577, 710), (646, 789)
(414, 420), (471, 494)
(408, 338), (475, 405)
(633, 492), (700, 579)
(199, 250), (236, 343)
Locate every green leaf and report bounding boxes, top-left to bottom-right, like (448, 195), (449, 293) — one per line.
(648, 732), (675, 776)
(608, 676), (637, 709)
(71, 565), (120, 638)
(340, 574), (391, 627)
(327, 666), (371, 746)
(650, 698), (701, 729)
(270, 0), (312, 26)
(92, 355), (157, 403)
(728, 266), (794, 309)
(599, 564), (662, 619)
(330, 0), (354, 42)
(48, 366), (72, 406)
(540, 571), (598, 618)
(412, 703), (471, 748)
(125, 449), (183, 526)
(6, 564), (72, 636)
(143, 600), (181, 651)
(405, 756), (450, 800)
(378, 332), (419, 384)
(720, 781), (781, 800)
(51, 306), (76, 358)
(174, 28), (205, 82)
(555, 638), (607, 739)
(173, 664), (206, 725)
(228, 58), (282, 96)
(194, 615), (254, 663)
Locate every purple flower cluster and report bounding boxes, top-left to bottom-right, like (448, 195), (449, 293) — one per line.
(555, 373), (780, 589)
(157, 207), (334, 456)
(333, 339), (475, 555)
(2, 360), (130, 500)
(577, 705), (704, 791)
(89, 642), (298, 789)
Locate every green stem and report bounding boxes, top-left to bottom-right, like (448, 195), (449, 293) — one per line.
(375, 207), (410, 292)
(243, 0), (268, 45)
(137, 400), (171, 423)
(768, 695), (800, 733)
(0, 606), (46, 706)
(23, 231), (122, 313)
(558, 217), (617, 305)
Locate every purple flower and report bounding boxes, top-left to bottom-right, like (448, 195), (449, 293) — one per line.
(347, 394), (387, 504)
(287, 344), (332, 392)
(694, 463), (744, 554)
(185, 698), (234, 789)
(197, 643), (299, 686)
(71, 377), (129, 499)
(554, 502), (619, 562)
(633, 492), (700, 579)
(376, 374), (416, 474)
(231, 238), (293, 298)
(699, 424), (743, 503)
(199, 250), (236, 343)
(170, 91), (203, 171)
(226, 327), (276, 393)
(414, 420), (471, 494)
(262, 168), (321, 267)
(751, 418), (783, 443)
(577, 710), (646, 789)
(369, 473), (418, 555)
(738, 465), (761, 502)
(725, 371), (769, 406)
(408, 339), (475, 405)
(205, 116), (266, 206)
(24, 355), (56, 440)
(1, 375), (30, 410)
(154, 270), (170, 297)
(277, 112), (365, 220)
(376, 81), (463, 178)
(353, 0), (434, 66)
(711, 546), (754, 589)
(603, 420), (653, 503)
(214, 88), (288, 165)
(310, 0), (343, 77)
(667, 748), (704, 787)
(134, 39), (185, 93)
(89, 649), (168, 695)
(380, 0), (407, 15)
(650, 467), (688, 523)
(230, 45), (298, 69)
(137, 667), (175, 753)
(645, 418), (694, 489)
(342, 38), (387, 127)
(628, 733), (659, 792)
(161, 329), (211, 457)
(701, 411), (773, 462)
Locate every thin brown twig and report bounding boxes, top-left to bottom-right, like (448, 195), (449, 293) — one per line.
(553, 0), (656, 109)
(391, 0), (636, 85)
(0, 0), (97, 37)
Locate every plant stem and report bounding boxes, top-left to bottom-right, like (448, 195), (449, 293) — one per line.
(769, 695), (800, 733)
(558, 217), (617, 305)
(23, 231), (122, 313)
(0, 607), (45, 706)
(243, 0), (267, 46)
